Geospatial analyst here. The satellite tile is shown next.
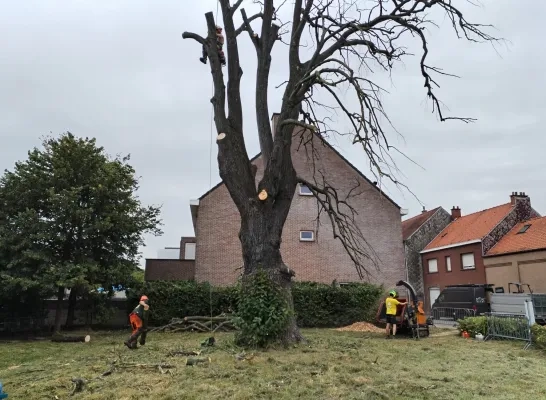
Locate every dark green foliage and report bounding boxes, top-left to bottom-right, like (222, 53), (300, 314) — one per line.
(126, 281), (238, 326)
(458, 315), (530, 339)
(292, 282), (384, 327)
(457, 316), (487, 337)
(233, 270), (291, 347)
(0, 133), (162, 330)
(126, 280), (383, 330)
(531, 324), (546, 349)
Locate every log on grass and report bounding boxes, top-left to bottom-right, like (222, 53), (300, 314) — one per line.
(52, 334), (91, 343)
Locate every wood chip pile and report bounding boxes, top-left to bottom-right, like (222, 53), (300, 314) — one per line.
(335, 322), (383, 333)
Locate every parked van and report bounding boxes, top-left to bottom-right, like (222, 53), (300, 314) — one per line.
(431, 284), (494, 316)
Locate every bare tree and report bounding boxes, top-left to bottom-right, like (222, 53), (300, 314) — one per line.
(183, 0), (497, 343)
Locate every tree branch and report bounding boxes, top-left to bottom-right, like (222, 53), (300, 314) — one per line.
(181, 32), (206, 46)
(235, 12), (263, 37)
(297, 174), (381, 280)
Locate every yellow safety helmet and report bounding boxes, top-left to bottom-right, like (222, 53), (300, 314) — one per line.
(389, 290), (397, 297)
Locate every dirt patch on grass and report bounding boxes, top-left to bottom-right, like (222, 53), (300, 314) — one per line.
(335, 322), (383, 333)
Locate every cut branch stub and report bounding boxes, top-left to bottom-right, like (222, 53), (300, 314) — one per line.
(258, 190), (268, 201)
(217, 132), (226, 141)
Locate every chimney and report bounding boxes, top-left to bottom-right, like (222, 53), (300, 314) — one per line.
(422, 206), (427, 214)
(451, 206), (461, 220)
(271, 113), (280, 137)
(510, 191), (529, 205)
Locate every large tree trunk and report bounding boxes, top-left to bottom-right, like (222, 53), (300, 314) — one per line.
(53, 286), (65, 334)
(239, 205), (304, 344)
(65, 287), (78, 328)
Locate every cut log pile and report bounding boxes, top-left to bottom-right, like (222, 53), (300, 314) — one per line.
(149, 315), (236, 333)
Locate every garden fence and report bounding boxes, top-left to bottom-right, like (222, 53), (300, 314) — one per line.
(431, 307), (476, 327)
(484, 312), (532, 349)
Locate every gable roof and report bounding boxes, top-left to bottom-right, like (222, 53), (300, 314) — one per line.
(423, 203), (514, 252)
(402, 207), (441, 240)
(197, 134), (401, 209)
(486, 217), (546, 256)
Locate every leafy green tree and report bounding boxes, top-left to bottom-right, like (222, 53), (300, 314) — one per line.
(0, 133), (162, 332)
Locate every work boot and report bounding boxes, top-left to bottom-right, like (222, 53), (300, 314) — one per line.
(200, 57), (207, 64)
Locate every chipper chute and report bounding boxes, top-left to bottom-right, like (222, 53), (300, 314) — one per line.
(375, 280), (433, 339)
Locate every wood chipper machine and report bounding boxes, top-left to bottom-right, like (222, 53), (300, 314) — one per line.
(376, 280), (433, 338)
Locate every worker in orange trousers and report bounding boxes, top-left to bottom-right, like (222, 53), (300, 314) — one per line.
(124, 295), (150, 349)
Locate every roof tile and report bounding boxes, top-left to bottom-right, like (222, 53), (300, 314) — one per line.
(423, 203), (513, 251)
(402, 208), (440, 240)
(486, 217), (546, 256)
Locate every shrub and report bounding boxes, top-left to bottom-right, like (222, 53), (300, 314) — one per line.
(233, 270), (291, 347)
(292, 281), (383, 327)
(531, 324), (546, 349)
(126, 279), (383, 329)
(458, 315), (530, 339)
(457, 316), (487, 337)
(126, 280), (238, 326)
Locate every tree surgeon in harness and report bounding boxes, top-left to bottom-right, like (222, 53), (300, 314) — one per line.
(124, 295), (150, 349)
(200, 26), (226, 67)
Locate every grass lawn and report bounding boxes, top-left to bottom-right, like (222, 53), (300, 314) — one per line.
(0, 328), (545, 399)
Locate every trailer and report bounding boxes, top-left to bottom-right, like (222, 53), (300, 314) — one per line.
(490, 291), (546, 325)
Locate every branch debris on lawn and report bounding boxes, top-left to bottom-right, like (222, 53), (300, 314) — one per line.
(335, 322), (383, 333)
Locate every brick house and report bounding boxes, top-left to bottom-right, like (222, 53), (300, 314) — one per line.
(402, 207), (451, 298)
(484, 216), (546, 293)
(187, 115), (406, 288)
(420, 192), (540, 309)
(144, 237), (196, 281)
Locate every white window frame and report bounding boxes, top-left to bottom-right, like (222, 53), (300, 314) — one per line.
(298, 184), (313, 196)
(299, 230), (315, 242)
(446, 256), (452, 272)
(428, 258), (438, 273)
(461, 253), (475, 270)
(184, 243), (196, 260)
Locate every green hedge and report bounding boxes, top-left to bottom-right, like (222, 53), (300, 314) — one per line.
(457, 316), (487, 337)
(532, 324), (546, 349)
(126, 280), (383, 328)
(292, 282), (383, 327)
(458, 315), (534, 340)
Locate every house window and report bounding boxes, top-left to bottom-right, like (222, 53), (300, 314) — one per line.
(300, 230), (315, 241)
(428, 258), (438, 273)
(184, 243), (196, 260)
(461, 253), (475, 270)
(299, 184), (313, 196)
(517, 224), (531, 234)
(445, 256), (452, 272)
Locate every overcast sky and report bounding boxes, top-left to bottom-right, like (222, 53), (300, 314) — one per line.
(1, 0), (545, 267)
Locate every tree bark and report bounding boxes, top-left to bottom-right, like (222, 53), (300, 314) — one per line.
(51, 334), (91, 343)
(239, 204), (304, 344)
(65, 287), (78, 328)
(53, 286), (65, 334)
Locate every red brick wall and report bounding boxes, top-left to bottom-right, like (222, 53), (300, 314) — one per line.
(422, 242), (486, 309)
(179, 236), (196, 260)
(144, 259), (195, 281)
(194, 129), (405, 289)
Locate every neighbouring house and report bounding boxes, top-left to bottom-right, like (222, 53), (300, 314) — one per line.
(144, 237), (196, 281)
(484, 216), (546, 293)
(402, 206), (452, 298)
(187, 114), (407, 288)
(420, 192), (540, 309)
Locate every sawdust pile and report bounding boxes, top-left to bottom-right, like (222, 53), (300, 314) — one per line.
(335, 322), (383, 333)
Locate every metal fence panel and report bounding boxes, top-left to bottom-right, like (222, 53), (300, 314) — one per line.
(484, 312), (531, 349)
(431, 307), (476, 327)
